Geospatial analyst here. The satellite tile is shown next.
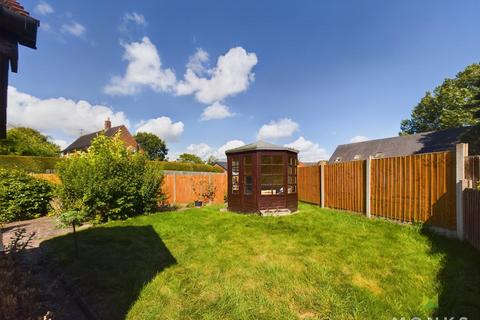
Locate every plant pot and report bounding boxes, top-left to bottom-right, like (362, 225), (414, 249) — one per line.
(194, 200), (203, 207)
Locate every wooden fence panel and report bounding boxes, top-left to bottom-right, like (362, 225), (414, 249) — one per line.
(162, 172), (227, 205)
(371, 152), (456, 230)
(297, 166), (321, 205)
(465, 156), (480, 188)
(464, 188), (480, 251)
(324, 161), (366, 213)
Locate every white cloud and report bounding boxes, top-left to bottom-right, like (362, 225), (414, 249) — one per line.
(7, 86), (129, 138)
(104, 37), (177, 95)
(350, 135), (369, 143)
(181, 139), (245, 160)
(201, 102), (235, 121)
(124, 12), (146, 26)
(35, 1), (54, 15)
(285, 136), (329, 162)
(213, 140), (245, 158)
(186, 143), (213, 159)
(257, 118), (299, 140)
(136, 116), (184, 142)
(61, 22), (86, 37)
(186, 48), (210, 75)
(176, 47), (258, 104)
(41, 23), (52, 32)
(52, 139), (68, 150)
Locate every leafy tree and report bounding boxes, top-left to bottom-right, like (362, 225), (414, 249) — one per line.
(134, 132), (168, 160)
(206, 155), (218, 166)
(400, 63), (480, 135)
(0, 127), (60, 157)
(177, 153), (203, 164)
(56, 133), (164, 223)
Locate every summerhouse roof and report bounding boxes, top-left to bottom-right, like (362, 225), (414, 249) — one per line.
(225, 141), (298, 154)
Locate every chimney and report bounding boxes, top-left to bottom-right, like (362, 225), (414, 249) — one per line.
(104, 118), (112, 130)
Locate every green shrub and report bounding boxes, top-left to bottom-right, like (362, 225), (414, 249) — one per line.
(150, 161), (223, 173)
(0, 155), (60, 173)
(0, 169), (53, 222)
(56, 134), (164, 223)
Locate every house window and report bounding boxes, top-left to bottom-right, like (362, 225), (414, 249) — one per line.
(374, 152), (384, 158)
(244, 156), (253, 195)
(231, 158), (240, 194)
(260, 155), (284, 195)
(353, 154), (361, 160)
(287, 156), (297, 194)
(335, 157), (342, 163)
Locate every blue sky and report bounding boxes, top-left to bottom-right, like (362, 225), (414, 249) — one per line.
(8, 0), (480, 161)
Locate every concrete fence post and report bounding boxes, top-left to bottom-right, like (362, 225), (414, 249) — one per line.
(365, 156), (372, 218)
(320, 162), (325, 208)
(455, 143), (468, 240)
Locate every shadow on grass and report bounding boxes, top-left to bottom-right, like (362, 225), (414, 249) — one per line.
(41, 225), (176, 320)
(421, 228), (480, 319)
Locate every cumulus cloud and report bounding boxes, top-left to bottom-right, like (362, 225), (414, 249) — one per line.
(186, 143), (213, 159)
(182, 139), (245, 160)
(104, 37), (177, 95)
(201, 102), (235, 121)
(35, 1), (54, 15)
(104, 41), (257, 120)
(350, 135), (369, 143)
(176, 47), (258, 104)
(52, 139), (68, 150)
(257, 118), (299, 140)
(136, 116), (184, 142)
(7, 86), (129, 138)
(61, 22), (86, 37)
(285, 136), (329, 162)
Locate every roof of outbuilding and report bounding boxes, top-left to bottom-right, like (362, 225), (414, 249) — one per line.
(225, 141), (298, 155)
(0, 0), (30, 16)
(329, 126), (471, 163)
(214, 161), (228, 170)
(62, 125), (125, 153)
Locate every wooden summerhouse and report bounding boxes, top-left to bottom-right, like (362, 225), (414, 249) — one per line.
(225, 141), (298, 213)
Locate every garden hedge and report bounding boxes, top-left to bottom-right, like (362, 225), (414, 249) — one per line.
(0, 155), (223, 173)
(0, 155), (60, 173)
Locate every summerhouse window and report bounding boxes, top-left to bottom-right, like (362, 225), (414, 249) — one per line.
(244, 156), (253, 195)
(232, 158), (240, 194)
(260, 155), (284, 195)
(288, 156), (297, 194)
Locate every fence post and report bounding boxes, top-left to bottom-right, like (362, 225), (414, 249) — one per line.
(0, 229), (3, 253)
(320, 162), (325, 208)
(456, 143), (468, 240)
(366, 156), (372, 218)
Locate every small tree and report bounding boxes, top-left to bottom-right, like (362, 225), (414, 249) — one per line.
(206, 155), (218, 166)
(134, 132), (168, 161)
(57, 210), (86, 257)
(192, 179), (217, 204)
(178, 153), (203, 164)
(56, 133), (164, 223)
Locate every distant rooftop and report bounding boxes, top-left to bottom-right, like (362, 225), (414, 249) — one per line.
(329, 126), (471, 163)
(225, 141), (298, 155)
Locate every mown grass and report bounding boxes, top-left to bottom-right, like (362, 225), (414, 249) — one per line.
(43, 203), (480, 320)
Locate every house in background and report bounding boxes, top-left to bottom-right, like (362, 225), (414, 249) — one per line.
(62, 119), (139, 155)
(213, 160), (227, 172)
(329, 126), (472, 163)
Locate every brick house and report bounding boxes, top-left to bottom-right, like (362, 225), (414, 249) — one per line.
(62, 119), (139, 155)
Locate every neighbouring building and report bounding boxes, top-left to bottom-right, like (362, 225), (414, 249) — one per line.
(329, 126), (473, 163)
(226, 141), (298, 214)
(213, 160), (227, 172)
(0, 0), (39, 139)
(62, 119), (139, 155)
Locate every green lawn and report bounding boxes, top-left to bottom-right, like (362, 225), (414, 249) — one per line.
(43, 203), (480, 320)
